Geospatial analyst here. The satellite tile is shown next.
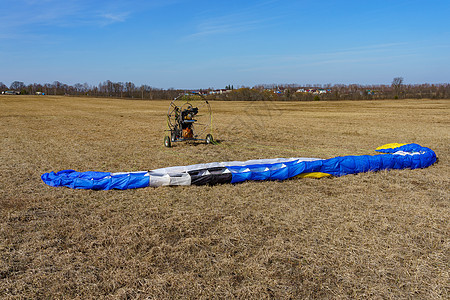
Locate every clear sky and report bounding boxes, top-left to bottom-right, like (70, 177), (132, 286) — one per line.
(1, 0), (449, 89)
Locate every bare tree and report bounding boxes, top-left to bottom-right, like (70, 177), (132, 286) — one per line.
(392, 77), (403, 87)
(392, 77), (404, 98)
(0, 82), (7, 91)
(10, 81), (25, 91)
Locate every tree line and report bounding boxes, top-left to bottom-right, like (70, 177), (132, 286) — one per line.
(1, 79), (449, 101)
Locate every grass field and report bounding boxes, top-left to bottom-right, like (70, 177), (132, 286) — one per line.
(1, 95), (448, 299)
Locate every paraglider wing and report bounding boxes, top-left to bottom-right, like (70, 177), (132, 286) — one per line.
(41, 143), (437, 190)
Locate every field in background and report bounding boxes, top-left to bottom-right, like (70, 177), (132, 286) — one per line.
(1, 96), (448, 298)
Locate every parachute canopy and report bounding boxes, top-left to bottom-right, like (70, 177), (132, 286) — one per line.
(41, 143), (437, 190)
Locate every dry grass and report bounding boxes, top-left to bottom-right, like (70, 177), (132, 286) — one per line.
(0, 95), (449, 299)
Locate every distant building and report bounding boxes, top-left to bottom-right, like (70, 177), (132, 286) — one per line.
(209, 89), (232, 95)
(2, 91), (20, 95)
(296, 88), (331, 94)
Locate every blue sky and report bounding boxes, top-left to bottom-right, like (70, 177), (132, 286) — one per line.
(1, 0), (449, 89)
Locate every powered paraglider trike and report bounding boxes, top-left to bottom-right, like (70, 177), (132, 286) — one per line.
(164, 93), (214, 147)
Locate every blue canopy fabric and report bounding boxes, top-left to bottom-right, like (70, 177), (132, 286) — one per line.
(41, 143), (437, 190)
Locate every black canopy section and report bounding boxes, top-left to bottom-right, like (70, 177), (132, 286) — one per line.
(188, 167), (232, 186)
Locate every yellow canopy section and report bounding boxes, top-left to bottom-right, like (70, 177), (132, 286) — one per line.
(376, 143), (408, 151)
(296, 172), (332, 179)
